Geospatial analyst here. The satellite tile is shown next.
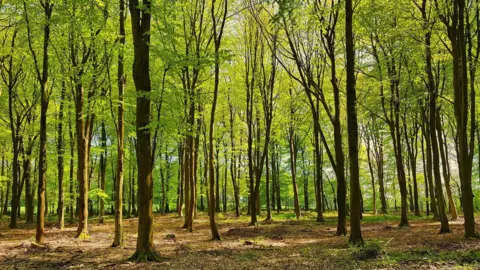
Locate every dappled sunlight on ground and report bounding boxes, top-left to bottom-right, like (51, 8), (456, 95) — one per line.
(0, 211), (479, 269)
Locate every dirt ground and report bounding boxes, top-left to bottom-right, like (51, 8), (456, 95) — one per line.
(0, 212), (479, 269)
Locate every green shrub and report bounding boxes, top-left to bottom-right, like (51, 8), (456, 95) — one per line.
(352, 241), (384, 260)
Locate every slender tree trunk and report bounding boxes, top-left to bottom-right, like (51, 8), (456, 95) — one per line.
(301, 149), (309, 211)
(23, 0), (53, 243)
(422, 109), (439, 218)
(376, 141), (387, 214)
(265, 148), (272, 220)
(0, 156), (4, 219)
(56, 82), (66, 229)
(328, 50), (347, 236)
(346, 0), (363, 243)
(112, 0), (126, 247)
(437, 115), (458, 220)
(288, 130), (301, 220)
(98, 121), (107, 223)
(276, 149), (282, 212)
(24, 143), (34, 224)
(422, 6), (449, 231)
(207, 0), (226, 239)
(421, 130), (430, 216)
(215, 147), (221, 213)
(68, 110), (75, 223)
(450, 0), (477, 238)
(313, 112), (325, 221)
(365, 130), (377, 215)
(229, 97), (240, 217)
(177, 142), (184, 217)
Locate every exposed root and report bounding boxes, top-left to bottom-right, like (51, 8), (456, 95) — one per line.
(128, 249), (165, 262)
(438, 228), (452, 234)
(30, 241), (47, 249)
(111, 237), (124, 248)
(335, 226), (347, 236)
(211, 235), (222, 241)
(464, 232), (480, 239)
(75, 231), (90, 239)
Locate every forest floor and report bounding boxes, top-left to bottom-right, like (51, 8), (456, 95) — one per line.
(0, 211), (480, 269)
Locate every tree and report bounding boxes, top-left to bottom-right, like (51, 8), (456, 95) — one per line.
(207, 0), (227, 240)
(112, 0), (126, 248)
(438, 0), (478, 238)
(129, 0), (161, 261)
(346, 0), (363, 246)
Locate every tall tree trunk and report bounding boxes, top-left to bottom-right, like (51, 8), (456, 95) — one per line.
(421, 130), (430, 216)
(346, 0), (363, 243)
(23, 0), (53, 243)
(288, 129), (301, 220)
(301, 149), (309, 211)
(215, 147), (221, 213)
(364, 128), (377, 215)
(207, 0), (226, 240)
(177, 142), (184, 217)
(228, 95), (240, 217)
(437, 113), (458, 220)
(313, 108), (325, 221)
(56, 82), (66, 229)
(74, 84), (90, 239)
(275, 149), (282, 212)
(69, 117), (75, 224)
(24, 141), (34, 224)
(98, 121), (107, 223)
(129, 0), (161, 260)
(421, 109), (438, 218)
(265, 148), (272, 220)
(112, 0), (126, 247)
(421, 2), (449, 231)
(0, 156), (4, 219)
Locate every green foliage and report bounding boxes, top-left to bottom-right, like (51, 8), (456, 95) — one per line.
(352, 241), (384, 260)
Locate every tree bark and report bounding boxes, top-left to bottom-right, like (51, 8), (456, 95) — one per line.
(112, 0), (126, 247)
(56, 82), (66, 229)
(129, 0), (161, 260)
(346, 0), (363, 243)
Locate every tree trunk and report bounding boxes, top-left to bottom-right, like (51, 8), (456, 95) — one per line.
(215, 147), (221, 213)
(74, 83), (90, 239)
(364, 129), (377, 215)
(301, 149), (309, 211)
(229, 96), (240, 217)
(177, 142), (184, 217)
(56, 82), (66, 229)
(346, 0), (363, 243)
(437, 114), (458, 220)
(450, 0), (477, 238)
(421, 131), (430, 216)
(23, 0), (53, 243)
(129, 0), (161, 260)
(0, 156), (4, 219)
(421, 109), (438, 218)
(98, 121), (107, 223)
(112, 0), (126, 247)
(288, 130), (301, 220)
(24, 143), (34, 224)
(265, 148), (272, 220)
